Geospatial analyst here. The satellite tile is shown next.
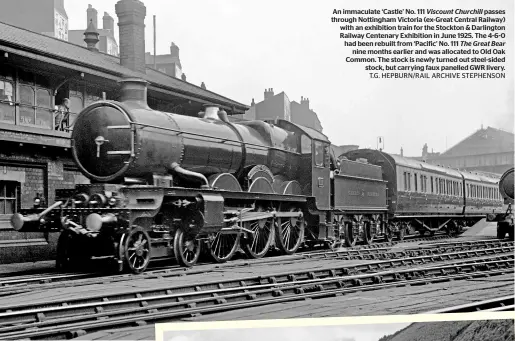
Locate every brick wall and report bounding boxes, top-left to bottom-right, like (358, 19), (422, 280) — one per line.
(0, 147), (89, 263)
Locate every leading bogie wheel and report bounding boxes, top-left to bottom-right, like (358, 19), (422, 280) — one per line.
(123, 226), (151, 274)
(173, 227), (201, 267)
(209, 231), (240, 263)
(242, 207), (274, 259)
(275, 208), (305, 255)
(56, 231), (75, 271)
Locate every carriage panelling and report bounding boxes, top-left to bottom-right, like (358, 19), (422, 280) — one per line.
(462, 171), (503, 216)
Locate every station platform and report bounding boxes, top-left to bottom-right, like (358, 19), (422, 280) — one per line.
(461, 219), (498, 237)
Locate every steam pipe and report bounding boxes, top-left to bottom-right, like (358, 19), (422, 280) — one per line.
(168, 162), (210, 189)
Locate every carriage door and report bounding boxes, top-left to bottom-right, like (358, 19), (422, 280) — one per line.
(312, 139), (331, 210)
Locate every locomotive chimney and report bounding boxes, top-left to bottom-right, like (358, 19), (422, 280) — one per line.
(115, 0), (147, 73)
(118, 78), (149, 109)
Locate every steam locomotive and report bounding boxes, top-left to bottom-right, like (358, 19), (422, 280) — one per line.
(486, 168), (514, 239)
(10, 78), (506, 274)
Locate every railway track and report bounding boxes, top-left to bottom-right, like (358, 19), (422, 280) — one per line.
(424, 296), (515, 313)
(0, 254), (512, 340)
(0, 238), (511, 297)
(0, 233), (456, 288)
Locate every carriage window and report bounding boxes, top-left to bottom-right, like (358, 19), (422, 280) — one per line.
(430, 176), (434, 193)
(414, 174), (418, 192)
(403, 172), (407, 190)
(314, 141), (325, 167)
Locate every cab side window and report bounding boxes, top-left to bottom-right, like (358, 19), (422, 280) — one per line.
(301, 135), (311, 154)
(314, 140), (325, 167)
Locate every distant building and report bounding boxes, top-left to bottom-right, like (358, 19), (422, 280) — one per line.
(405, 144), (441, 161)
(403, 126), (514, 175)
(291, 97), (322, 132)
(245, 88), (323, 132)
(0, 0), (69, 41)
(68, 5), (119, 56)
(145, 42), (183, 78)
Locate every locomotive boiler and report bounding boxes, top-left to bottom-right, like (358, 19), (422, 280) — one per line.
(487, 167), (514, 239)
(72, 79), (299, 186)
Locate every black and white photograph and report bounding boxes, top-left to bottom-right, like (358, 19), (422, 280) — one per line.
(158, 318), (515, 341)
(0, 0), (513, 340)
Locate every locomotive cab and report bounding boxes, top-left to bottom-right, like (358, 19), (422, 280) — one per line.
(271, 120), (332, 210)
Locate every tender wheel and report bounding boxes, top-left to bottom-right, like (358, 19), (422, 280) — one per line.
(328, 217), (345, 250)
(174, 227), (201, 267)
(209, 232), (240, 263)
(497, 223), (507, 239)
(123, 227), (151, 274)
(384, 224), (393, 242)
(363, 221), (375, 245)
(344, 222), (358, 247)
(242, 208), (274, 259)
(275, 208), (305, 255)
(397, 226), (405, 241)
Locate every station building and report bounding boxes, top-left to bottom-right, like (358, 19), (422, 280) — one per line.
(0, 0), (247, 263)
(245, 88), (323, 133)
(406, 126), (514, 176)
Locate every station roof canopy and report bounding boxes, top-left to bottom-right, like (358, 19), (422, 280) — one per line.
(0, 21), (248, 114)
